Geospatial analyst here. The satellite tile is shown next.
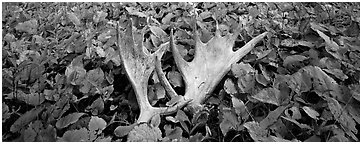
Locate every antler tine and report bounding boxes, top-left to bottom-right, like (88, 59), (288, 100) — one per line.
(232, 31), (268, 63)
(215, 19), (221, 38)
(170, 28), (190, 77)
(155, 54), (179, 99)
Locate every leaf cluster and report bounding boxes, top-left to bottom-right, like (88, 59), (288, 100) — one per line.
(2, 2), (359, 142)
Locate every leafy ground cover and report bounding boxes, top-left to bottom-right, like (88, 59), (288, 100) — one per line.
(2, 2), (360, 142)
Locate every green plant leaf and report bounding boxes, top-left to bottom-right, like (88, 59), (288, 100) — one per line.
(2, 102), (11, 123)
(23, 127), (37, 142)
(150, 26), (167, 39)
(154, 83), (166, 99)
(251, 88), (281, 106)
(167, 70), (183, 88)
(243, 121), (269, 141)
(176, 109), (190, 123)
(81, 68), (105, 93)
(16, 62), (45, 83)
(38, 124), (56, 142)
(13, 90), (45, 106)
(322, 69), (348, 81)
(104, 47), (121, 66)
(164, 125), (183, 140)
(281, 116), (312, 130)
(10, 105), (45, 133)
(224, 78), (237, 95)
(231, 96), (249, 120)
(114, 124), (136, 137)
(56, 113), (86, 129)
(150, 113), (161, 128)
(219, 109), (240, 136)
(58, 128), (89, 142)
(313, 29), (343, 60)
(67, 12), (81, 26)
(87, 97), (104, 115)
(89, 116), (107, 137)
(283, 55), (308, 67)
(285, 106), (302, 120)
(15, 19), (38, 34)
(260, 105), (288, 129)
(93, 11), (107, 24)
(327, 97), (357, 135)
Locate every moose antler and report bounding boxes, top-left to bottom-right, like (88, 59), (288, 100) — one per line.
(116, 19), (190, 123)
(156, 22), (268, 111)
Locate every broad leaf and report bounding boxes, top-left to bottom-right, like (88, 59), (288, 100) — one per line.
(224, 78), (237, 95)
(176, 110), (190, 123)
(219, 109), (240, 136)
(114, 124), (136, 137)
(251, 88), (281, 106)
(285, 106), (302, 120)
(260, 105), (288, 129)
(150, 113), (161, 127)
(327, 97), (357, 135)
(323, 69), (348, 81)
(231, 96), (249, 120)
(313, 29), (344, 60)
(58, 128), (89, 142)
(15, 19), (38, 34)
(302, 106), (319, 119)
(167, 70), (183, 87)
(281, 116), (312, 130)
(283, 55), (308, 67)
(243, 121), (269, 141)
(93, 11), (107, 24)
(12, 90), (45, 106)
(67, 12), (81, 26)
(87, 97), (104, 115)
(10, 105), (45, 133)
(56, 113), (86, 129)
(164, 125), (183, 140)
(88, 116), (107, 132)
(150, 26), (167, 39)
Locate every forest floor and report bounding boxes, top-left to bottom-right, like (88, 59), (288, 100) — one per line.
(2, 2), (360, 142)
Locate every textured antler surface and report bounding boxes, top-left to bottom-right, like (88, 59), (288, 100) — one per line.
(159, 23), (268, 110)
(116, 19), (188, 123)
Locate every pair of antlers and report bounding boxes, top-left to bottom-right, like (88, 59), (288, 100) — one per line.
(116, 18), (268, 123)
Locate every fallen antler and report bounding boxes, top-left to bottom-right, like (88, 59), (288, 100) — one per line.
(116, 19), (189, 123)
(156, 22), (268, 111)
